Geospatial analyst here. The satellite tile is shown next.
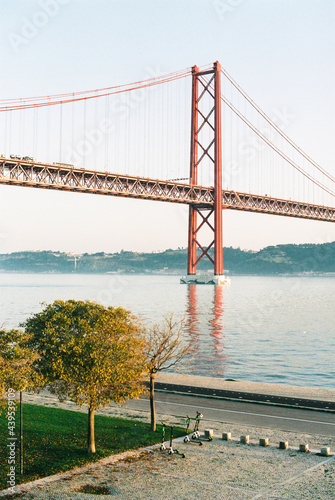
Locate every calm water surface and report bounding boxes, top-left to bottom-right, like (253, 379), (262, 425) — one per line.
(0, 273), (334, 388)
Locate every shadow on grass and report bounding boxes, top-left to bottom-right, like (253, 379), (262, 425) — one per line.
(0, 404), (184, 491)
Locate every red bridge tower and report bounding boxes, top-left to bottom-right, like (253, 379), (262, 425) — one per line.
(183, 62), (226, 284)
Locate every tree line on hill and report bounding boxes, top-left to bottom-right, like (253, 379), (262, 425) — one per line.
(0, 241), (334, 274)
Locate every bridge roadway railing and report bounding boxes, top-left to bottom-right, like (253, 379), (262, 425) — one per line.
(1, 158), (334, 222)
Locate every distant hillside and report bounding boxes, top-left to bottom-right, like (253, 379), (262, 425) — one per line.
(0, 242), (334, 275)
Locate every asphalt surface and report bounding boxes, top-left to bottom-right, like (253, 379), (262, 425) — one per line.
(153, 381), (335, 412)
(125, 391), (335, 437)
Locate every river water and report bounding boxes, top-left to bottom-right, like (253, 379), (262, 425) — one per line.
(0, 273), (334, 389)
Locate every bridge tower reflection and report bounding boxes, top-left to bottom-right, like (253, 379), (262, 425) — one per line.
(185, 284), (227, 373)
(185, 284), (200, 354)
(209, 285), (226, 356)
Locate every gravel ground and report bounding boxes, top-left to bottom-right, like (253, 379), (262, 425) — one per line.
(1, 376), (334, 499)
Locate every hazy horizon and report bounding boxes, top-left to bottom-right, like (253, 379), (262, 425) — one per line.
(2, 238), (334, 256)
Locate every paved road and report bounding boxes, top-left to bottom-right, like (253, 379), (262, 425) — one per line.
(123, 392), (335, 437)
(153, 382), (335, 411)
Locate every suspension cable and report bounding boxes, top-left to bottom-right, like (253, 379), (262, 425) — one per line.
(202, 75), (335, 198)
(220, 68), (335, 184)
(0, 68), (192, 111)
(220, 89), (335, 198)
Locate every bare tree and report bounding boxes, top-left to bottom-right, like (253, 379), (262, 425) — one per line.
(145, 314), (192, 431)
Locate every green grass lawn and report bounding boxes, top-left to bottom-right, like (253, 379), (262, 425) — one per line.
(0, 404), (184, 491)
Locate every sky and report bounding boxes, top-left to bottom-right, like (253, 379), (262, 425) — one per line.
(0, 0), (334, 254)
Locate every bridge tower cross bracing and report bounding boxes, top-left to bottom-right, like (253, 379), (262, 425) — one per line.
(187, 61), (223, 277)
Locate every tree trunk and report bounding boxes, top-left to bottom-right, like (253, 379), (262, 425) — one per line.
(150, 373), (156, 432)
(87, 406), (96, 454)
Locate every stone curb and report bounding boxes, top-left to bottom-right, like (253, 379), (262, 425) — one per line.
(219, 432), (333, 457)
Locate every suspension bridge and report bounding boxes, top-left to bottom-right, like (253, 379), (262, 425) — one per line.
(0, 61), (334, 281)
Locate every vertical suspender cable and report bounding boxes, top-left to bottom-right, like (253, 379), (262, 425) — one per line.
(167, 80), (171, 180)
(83, 98), (86, 169)
(244, 91), (247, 193)
(4, 110), (7, 155)
(9, 112), (11, 155)
(158, 78), (167, 180)
(19, 100), (22, 155)
(33, 106), (37, 159)
(104, 95), (108, 170)
(118, 94), (121, 172)
(126, 91), (129, 175)
(59, 102), (63, 162)
(71, 94), (75, 166)
(178, 79), (181, 179)
(47, 98), (50, 161)
(147, 82), (150, 178)
(94, 91), (98, 170)
(230, 82), (233, 191)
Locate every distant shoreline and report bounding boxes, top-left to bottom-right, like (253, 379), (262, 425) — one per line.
(0, 242), (334, 274)
(1, 270), (335, 277)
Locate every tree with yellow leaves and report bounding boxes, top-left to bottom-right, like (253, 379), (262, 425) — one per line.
(0, 328), (40, 473)
(24, 300), (147, 454)
(0, 328), (39, 408)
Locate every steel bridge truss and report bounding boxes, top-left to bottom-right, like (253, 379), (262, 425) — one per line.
(0, 158), (214, 204)
(1, 158), (334, 223)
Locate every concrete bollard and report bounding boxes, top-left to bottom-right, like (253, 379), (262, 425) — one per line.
(299, 444), (309, 452)
(321, 447), (330, 456)
(205, 429), (213, 438)
(279, 441), (289, 450)
(259, 438), (269, 447)
(240, 435), (250, 444)
(222, 432), (232, 441)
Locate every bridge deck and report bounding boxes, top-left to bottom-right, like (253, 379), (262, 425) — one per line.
(1, 158), (334, 222)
